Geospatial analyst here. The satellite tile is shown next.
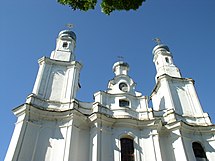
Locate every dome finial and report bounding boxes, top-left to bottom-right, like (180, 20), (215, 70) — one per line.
(152, 38), (170, 55)
(113, 57), (129, 76)
(117, 56), (124, 62)
(66, 23), (74, 30)
(153, 38), (162, 45)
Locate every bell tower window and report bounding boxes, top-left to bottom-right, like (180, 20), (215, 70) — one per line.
(120, 138), (135, 161)
(192, 142), (208, 161)
(63, 42), (68, 48)
(165, 57), (169, 63)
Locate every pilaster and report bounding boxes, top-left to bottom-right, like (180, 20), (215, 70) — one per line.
(171, 129), (188, 161)
(151, 130), (163, 161)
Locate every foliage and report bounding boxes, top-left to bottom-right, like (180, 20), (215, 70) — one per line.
(58, 0), (97, 11)
(58, 0), (145, 15)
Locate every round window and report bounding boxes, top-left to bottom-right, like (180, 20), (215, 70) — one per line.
(119, 82), (128, 92)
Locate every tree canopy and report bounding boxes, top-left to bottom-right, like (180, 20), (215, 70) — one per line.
(58, 0), (145, 15)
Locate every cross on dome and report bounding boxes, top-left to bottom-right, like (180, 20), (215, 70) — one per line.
(154, 38), (162, 45)
(66, 23), (74, 30)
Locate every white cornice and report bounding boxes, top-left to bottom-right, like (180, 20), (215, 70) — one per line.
(37, 56), (82, 69)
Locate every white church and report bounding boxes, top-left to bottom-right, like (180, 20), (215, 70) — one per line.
(5, 29), (215, 161)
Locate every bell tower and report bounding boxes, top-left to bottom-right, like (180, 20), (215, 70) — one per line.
(26, 30), (82, 110)
(153, 43), (181, 81)
(50, 30), (76, 61)
(4, 29), (86, 161)
(151, 42), (211, 125)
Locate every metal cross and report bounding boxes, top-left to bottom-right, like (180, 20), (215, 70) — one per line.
(154, 38), (162, 45)
(66, 23), (74, 30)
(117, 56), (124, 61)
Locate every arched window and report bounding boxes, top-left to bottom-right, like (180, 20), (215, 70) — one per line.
(120, 138), (134, 161)
(165, 57), (169, 63)
(63, 42), (68, 48)
(192, 142), (208, 161)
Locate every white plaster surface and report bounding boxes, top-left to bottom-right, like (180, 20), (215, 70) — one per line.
(5, 33), (215, 161)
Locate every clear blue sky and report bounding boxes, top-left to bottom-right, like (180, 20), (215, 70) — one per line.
(1, 0), (215, 159)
